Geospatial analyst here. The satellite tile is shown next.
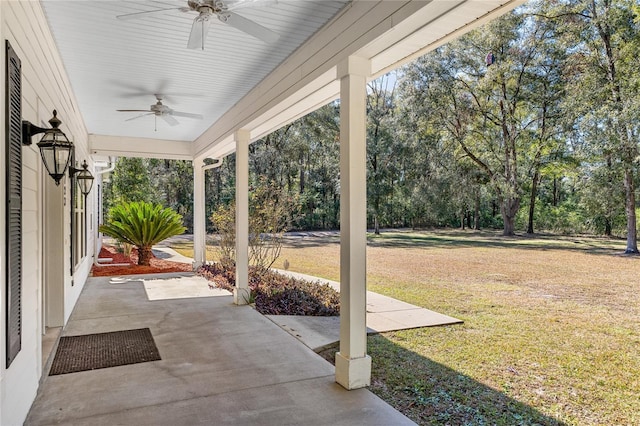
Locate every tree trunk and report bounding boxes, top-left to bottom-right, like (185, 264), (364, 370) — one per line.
(624, 169), (638, 253)
(501, 197), (520, 236)
(527, 170), (540, 234)
(137, 246), (153, 266)
(299, 165), (305, 194)
(593, 6), (638, 254)
(389, 179), (394, 227)
(474, 194), (481, 230)
(215, 173), (222, 203)
(503, 214), (515, 236)
(374, 216), (380, 235)
(605, 218), (612, 237)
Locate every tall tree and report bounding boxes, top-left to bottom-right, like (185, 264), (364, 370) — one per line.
(148, 159), (194, 232)
(105, 157), (158, 215)
(296, 104), (340, 229)
(522, 3), (568, 234)
(367, 73), (399, 234)
(555, 0), (640, 252)
(401, 9), (564, 235)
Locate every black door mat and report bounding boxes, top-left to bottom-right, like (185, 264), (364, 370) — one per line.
(49, 328), (161, 375)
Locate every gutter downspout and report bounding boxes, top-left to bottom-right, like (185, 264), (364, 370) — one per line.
(203, 157), (224, 172)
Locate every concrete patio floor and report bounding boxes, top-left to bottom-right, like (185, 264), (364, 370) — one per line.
(25, 273), (415, 425)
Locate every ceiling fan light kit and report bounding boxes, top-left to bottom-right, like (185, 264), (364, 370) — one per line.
(189, 12), (212, 50)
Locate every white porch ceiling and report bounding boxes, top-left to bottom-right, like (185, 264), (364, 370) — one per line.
(41, 0), (348, 141)
(41, 0), (525, 161)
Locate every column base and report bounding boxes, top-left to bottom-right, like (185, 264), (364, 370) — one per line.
(233, 287), (251, 305)
(335, 352), (371, 390)
(192, 261), (203, 271)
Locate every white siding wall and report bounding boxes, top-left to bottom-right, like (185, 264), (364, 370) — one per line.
(0, 2), (92, 425)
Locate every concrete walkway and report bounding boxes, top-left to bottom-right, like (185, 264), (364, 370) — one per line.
(149, 246), (462, 350)
(152, 246), (195, 264)
(268, 270), (462, 350)
(26, 274), (414, 425)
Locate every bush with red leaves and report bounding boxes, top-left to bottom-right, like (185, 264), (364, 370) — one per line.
(197, 263), (339, 316)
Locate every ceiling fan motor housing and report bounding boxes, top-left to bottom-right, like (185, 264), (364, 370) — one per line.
(150, 102), (170, 114)
(189, 0), (227, 13)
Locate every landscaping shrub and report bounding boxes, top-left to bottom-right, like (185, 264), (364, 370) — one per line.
(99, 201), (186, 265)
(197, 263), (339, 316)
(210, 177), (300, 270)
(197, 261), (236, 292)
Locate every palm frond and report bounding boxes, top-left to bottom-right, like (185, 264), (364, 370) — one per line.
(99, 201), (186, 249)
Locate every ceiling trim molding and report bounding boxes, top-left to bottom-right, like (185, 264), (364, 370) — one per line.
(89, 134), (192, 161)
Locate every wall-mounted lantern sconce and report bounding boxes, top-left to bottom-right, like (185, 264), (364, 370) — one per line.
(23, 110), (74, 185)
(69, 160), (94, 196)
(22, 110), (95, 195)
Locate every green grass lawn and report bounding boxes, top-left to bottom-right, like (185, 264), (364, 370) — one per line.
(171, 230), (640, 425)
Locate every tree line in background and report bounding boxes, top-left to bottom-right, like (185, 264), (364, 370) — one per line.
(103, 0), (640, 252)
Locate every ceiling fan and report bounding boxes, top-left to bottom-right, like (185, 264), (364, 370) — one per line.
(116, 0), (280, 50)
(117, 94), (203, 129)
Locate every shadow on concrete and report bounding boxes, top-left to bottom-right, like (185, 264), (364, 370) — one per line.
(319, 334), (565, 426)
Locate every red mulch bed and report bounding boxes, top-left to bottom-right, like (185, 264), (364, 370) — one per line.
(91, 245), (192, 277)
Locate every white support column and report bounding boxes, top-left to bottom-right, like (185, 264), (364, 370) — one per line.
(193, 157), (206, 269)
(335, 56), (371, 390)
(234, 129), (251, 305)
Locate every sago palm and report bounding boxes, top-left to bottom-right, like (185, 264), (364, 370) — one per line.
(99, 201), (186, 266)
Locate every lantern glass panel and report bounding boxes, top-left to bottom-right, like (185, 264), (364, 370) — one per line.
(38, 131), (73, 185)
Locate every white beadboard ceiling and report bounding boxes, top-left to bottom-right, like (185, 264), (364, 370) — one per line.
(41, 0), (349, 142)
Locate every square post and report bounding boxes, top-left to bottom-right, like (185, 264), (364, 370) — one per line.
(234, 129), (251, 305)
(335, 56), (371, 390)
(193, 157), (206, 269)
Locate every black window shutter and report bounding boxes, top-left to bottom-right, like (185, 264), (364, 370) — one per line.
(6, 40), (22, 367)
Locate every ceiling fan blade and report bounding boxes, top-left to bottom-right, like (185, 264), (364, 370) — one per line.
(116, 7), (182, 21)
(117, 109), (152, 112)
(119, 92), (155, 99)
(125, 113), (154, 122)
(161, 114), (180, 126)
(121, 93), (204, 103)
(220, 11), (279, 44)
(170, 110), (203, 120)
(227, 0), (278, 11)
(187, 14), (212, 50)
